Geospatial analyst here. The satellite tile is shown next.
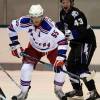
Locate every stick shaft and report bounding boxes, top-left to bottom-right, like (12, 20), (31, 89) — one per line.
(61, 69), (81, 79)
(21, 52), (81, 80)
(0, 65), (21, 89)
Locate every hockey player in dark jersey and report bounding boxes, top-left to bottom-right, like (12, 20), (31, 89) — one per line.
(56, 0), (100, 99)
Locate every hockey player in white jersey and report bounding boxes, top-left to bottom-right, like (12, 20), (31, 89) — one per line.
(8, 4), (68, 100)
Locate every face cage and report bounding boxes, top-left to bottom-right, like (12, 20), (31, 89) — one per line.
(30, 15), (43, 19)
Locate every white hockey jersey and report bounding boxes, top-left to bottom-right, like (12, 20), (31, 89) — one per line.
(8, 16), (67, 58)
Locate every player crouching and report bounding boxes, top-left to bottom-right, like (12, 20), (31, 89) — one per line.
(8, 4), (69, 100)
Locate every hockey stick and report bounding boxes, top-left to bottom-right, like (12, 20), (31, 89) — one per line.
(0, 88), (6, 100)
(20, 52), (81, 80)
(20, 52), (52, 69)
(61, 68), (81, 79)
(0, 65), (21, 89)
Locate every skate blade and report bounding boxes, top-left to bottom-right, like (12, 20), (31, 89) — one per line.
(68, 96), (84, 100)
(95, 98), (100, 100)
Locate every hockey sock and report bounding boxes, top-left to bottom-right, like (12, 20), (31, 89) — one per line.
(54, 85), (65, 99)
(84, 79), (96, 91)
(20, 63), (33, 93)
(71, 81), (82, 90)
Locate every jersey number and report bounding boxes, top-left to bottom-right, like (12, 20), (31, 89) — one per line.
(74, 18), (83, 26)
(51, 30), (59, 38)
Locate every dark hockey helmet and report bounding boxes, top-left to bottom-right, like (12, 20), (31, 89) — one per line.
(60, 0), (74, 6)
(60, 0), (74, 4)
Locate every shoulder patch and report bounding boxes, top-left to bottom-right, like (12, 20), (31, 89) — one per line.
(20, 17), (32, 27)
(71, 11), (79, 18)
(44, 17), (54, 26)
(40, 19), (52, 33)
(20, 17), (31, 24)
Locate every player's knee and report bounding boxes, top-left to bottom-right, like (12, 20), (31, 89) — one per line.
(21, 63), (33, 72)
(21, 63), (33, 79)
(21, 64), (34, 83)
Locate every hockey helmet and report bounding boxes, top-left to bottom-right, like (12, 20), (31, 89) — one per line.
(29, 4), (44, 17)
(60, 0), (74, 3)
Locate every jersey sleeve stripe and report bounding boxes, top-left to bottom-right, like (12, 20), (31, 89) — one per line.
(58, 49), (67, 55)
(10, 36), (18, 41)
(58, 39), (68, 45)
(8, 24), (16, 32)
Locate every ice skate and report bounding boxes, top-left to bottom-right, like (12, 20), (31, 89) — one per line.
(12, 86), (31, 100)
(86, 90), (100, 100)
(65, 89), (84, 100)
(12, 91), (28, 100)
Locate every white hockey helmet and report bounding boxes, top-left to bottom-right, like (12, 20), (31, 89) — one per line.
(29, 4), (44, 17)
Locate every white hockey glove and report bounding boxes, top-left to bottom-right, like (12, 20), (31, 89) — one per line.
(65, 29), (74, 41)
(64, 23), (74, 40)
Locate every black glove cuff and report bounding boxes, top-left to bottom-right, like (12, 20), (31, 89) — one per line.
(9, 41), (20, 47)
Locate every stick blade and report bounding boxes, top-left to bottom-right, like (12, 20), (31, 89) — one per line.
(67, 97), (84, 100)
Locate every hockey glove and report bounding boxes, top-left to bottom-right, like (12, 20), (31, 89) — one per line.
(54, 56), (65, 73)
(65, 29), (74, 40)
(9, 41), (24, 58)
